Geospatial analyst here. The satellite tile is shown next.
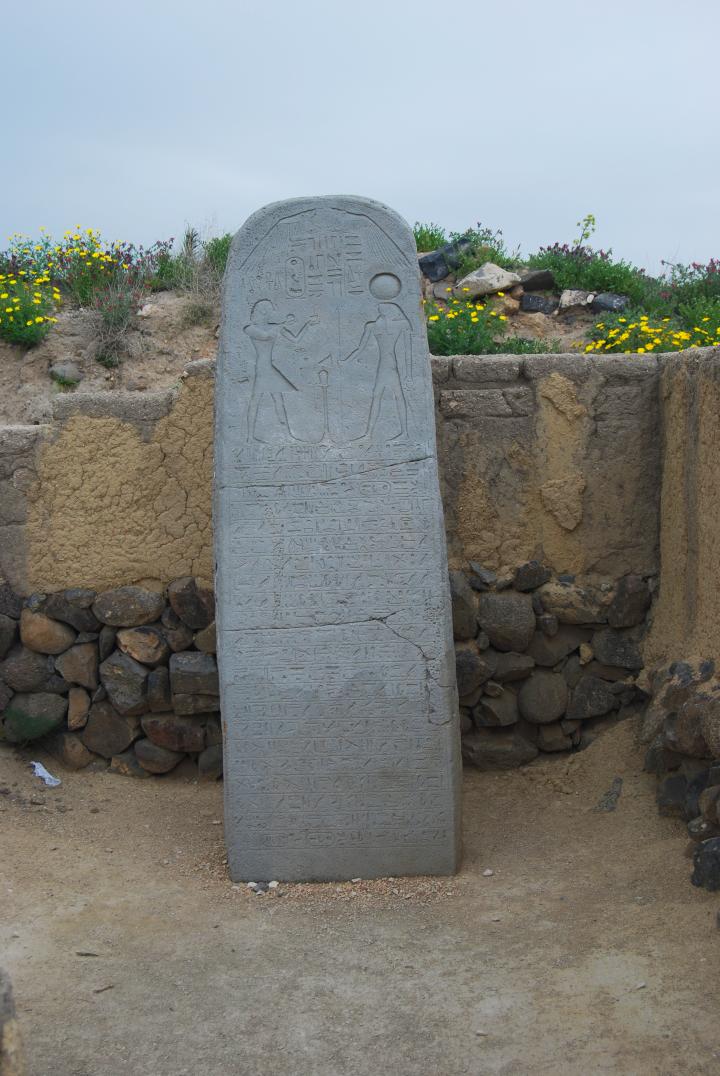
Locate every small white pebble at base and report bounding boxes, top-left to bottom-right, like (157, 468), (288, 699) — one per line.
(268, 880), (279, 889)
(483, 869), (494, 877)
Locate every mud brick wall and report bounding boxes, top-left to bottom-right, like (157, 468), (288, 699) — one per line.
(0, 353), (662, 595)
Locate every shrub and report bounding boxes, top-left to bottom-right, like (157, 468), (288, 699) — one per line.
(425, 297), (549, 355)
(450, 223), (519, 276)
(413, 222), (447, 251)
(0, 267), (59, 347)
(526, 242), (651, 305)
(93, 276), (144, 366)
(660, 259), (720, 310)
(150, 226), (226, 303)
(204, 233), (232, 277)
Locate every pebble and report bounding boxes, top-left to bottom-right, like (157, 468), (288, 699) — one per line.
(268, 880), (279, 889)
(483, 869), (495, 877)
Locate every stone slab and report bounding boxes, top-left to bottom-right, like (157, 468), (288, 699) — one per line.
(214, 195), (461, 882)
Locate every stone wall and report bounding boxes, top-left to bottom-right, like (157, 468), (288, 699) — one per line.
(433, 354), (660, 576)
(0, 349), (667, 776)
(0, 353), (661, 594)
(643, 349), (720, 669)
(630, 350), (720, 889)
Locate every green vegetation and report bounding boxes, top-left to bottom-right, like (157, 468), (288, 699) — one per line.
(425, 297), (549, 356)
(450, 223), (519, 276)
(3, 215), (720, 358)
(413, 222), (447, 251)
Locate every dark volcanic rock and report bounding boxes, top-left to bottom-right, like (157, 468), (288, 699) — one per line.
(449, 572), (477, 640)
(172, 693), (220, 715)
(54, 642), (99, 690)
(198, 743), (223, 781)
(493, 652), (535, 682)
(477, 592), (535, 653)
(591, 292), (630, 313)
(467, 563), (497, 592)
(43, 730), (95, 770)
(537, 722), (573, 752)
(656, 774), (689, 819)
(0, 582), (22, 619)
(194, 622), (217, 654)
(92, 586), (165, 627)
(473, 689), (519, 728)
(643, 734), (682, 776)
(455, 643), (496, 698)
(591, 629), (643, 670)
(167, 577), (215, 631)
(147, 667), (172, 712)
(2, 692), (68, 742)
(462, 726), (538, 769)
(0, 645), (57, 693)
(691, 838), (720, 891)
(141, 713), (205, 753)
(607, 575), (652, 628)
(520, 268), (555, 291)
(42, 589), (100, 632)
(0, 614), (17, 660)
(134, 737), (184, 774)
(99, 651), (149, 715)
(80, 700), (139, 758)
(664, 707), (710, 758)
(520, 293), (557, 315)
(527, 625), (590, 667)
(418, 234), (476, 282)
(517, 671), (568, 724)
(513, 561), (552, 592)
(566, 676), (616, 721)
(98, 625), (117, 661)
(169, 652), (219, 696)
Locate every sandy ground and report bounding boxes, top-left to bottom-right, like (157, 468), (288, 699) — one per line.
(2, 717), (719, 1076)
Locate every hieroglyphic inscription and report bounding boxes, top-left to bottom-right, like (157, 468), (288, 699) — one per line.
(215, 196), (461, 882)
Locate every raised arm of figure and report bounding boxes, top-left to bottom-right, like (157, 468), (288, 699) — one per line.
(342, 318), (376, 363)
(281, 313), (320, 341)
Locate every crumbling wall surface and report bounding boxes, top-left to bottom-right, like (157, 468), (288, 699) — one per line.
(644, 349), (720, 669)
(435, 353), (661, 577)
(0, 352), (662, 595)
(21, 361), (215, 594)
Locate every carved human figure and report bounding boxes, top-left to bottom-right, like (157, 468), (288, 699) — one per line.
(243, 300), (319, 441)
(344, 302), (412, 441)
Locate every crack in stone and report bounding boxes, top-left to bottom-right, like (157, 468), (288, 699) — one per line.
(217, 456), (433, 491)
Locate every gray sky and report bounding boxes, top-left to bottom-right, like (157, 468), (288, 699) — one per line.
(5, 0), (718, 273)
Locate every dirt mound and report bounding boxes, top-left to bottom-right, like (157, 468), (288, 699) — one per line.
(0, 293), (217, 426)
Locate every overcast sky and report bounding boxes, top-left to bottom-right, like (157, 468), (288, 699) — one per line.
(5, 0), (717, 273)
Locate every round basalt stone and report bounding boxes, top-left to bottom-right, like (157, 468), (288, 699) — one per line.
(517, 671), (568, 724)
(92, 587), (165, 628)
(20, 609), (76, 656)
